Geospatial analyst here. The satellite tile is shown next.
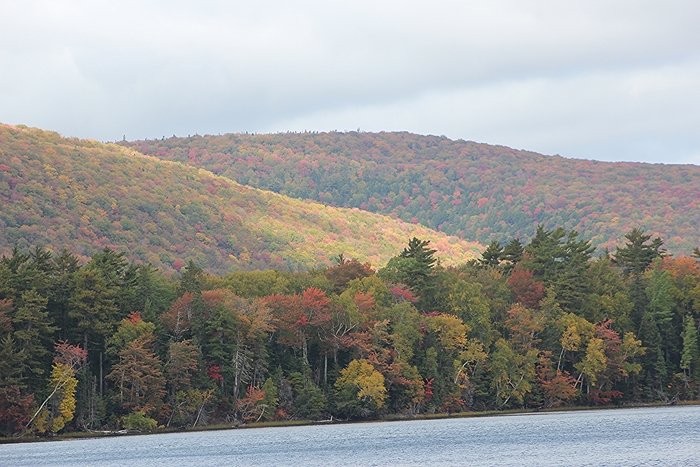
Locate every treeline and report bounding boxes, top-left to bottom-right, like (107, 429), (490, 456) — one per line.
(1, 227), (700, 436)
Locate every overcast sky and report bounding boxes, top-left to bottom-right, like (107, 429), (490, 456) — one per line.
(1, 1), (699, 164)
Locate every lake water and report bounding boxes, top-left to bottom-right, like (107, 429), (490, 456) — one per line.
(2, 406), (699, 466)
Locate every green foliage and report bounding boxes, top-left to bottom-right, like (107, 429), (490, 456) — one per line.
(1, 228), (698, 436)
(680, 315), (699, 376)
(120, 411), (158, 431)
(614, 228), (665, 276)
(288, 370), (327, 420)
(479, 241), (503, 268)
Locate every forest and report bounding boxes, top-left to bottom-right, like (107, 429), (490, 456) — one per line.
(0, 124), (480, 273)
(2, 228), (699, 437)
(125, 131), (700, 254)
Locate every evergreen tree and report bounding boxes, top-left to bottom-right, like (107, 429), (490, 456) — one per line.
(614, 229), (666, 328)
(12, 290), (57, 391)
(680, 315), (699, 379)
(613, 228), (665, 275)
(479, 241), (503, 268)
(48, 250), (80, 341)
(178, 261), (205, 296)
(381, 237), (438, 310)
(501, 238), (524, 274)
(637, 310), (667, 398)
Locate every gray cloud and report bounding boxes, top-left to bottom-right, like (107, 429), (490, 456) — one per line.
(1, 0), (699, 163)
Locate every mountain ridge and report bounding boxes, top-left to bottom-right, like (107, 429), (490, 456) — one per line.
(0, 124), (482, 272)
(124, 130), (700, 254)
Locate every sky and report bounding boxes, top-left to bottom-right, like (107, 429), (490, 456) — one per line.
(1, 0), (699, 164)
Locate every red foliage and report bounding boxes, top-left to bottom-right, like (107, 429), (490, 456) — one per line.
(0, 386), (34, 435)
(507, 267), (545, 308)
(207, 364), (223, 382)
(300, 287), (331, 314)
(590, 389), (623, 405)
(354, 292), (376, 313)
(424, 378), (434, 403)
(160, 292), (194, 338)
(172, 259), (185, 272)
(540, 371), (577, 408)
(54, 341), (88, 369)
(127, 311), (143, 324)
(389, 285), (418, 303)
(441, 394), (466, 413)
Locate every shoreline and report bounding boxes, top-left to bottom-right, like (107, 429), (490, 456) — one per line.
(3, 400), (698, 445)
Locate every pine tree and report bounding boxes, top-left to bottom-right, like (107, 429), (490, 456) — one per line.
(501, 239), (524, 274)
(637, 310), (667, 398)
(479, 241), (503, 268)
(613, 228), (665, 275)
(680, 315), (699, 378)
(12, 290), (57, 391)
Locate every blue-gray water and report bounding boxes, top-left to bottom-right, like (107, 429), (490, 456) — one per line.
(2, 406), (699, 466)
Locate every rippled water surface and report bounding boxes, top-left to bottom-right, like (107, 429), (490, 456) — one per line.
(2, 406), (699, 466)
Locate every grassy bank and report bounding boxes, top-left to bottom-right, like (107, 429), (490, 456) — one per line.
(3, 400), (698, 445)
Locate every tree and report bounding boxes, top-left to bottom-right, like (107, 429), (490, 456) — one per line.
(324, 257), (374, 293)
(614, 228), (665, 275)
(287, 369), (327, 420)
(27, 342), (88, 433)
(106, 312), (156, 359)
(165, 340), (201, 396)
(107, 335), (166, 417)
(507, 267), (545, 309)
(489, 338), (537, 407)
(11, 290), (56, 390)
(178, 260), (204, 296)
(380, 237), (439, 309)
(680, 315), (699, 379)
(614, 229), (665, 328)
(537, 353), (577, 408)
(0, 335), (34, 435)
(637, 310), (667, 397)
(479, 241), (503, 268)
(334, 359), (386, 419)
(69, 266), (120, 352)
(501, 238), (524, 274)
(575, 337), (607, 391)
(446, 279), (494, 347)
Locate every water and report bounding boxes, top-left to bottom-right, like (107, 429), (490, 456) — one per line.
(2, 406), (699, 466)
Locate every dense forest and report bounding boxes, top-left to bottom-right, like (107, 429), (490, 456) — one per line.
(2, 229), (699, 437)
(125, 131), (700, 254)
(0, 124), (480, 272)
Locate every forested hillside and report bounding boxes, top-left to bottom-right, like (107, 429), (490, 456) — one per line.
(0, 125), (480, 273)
(125, 131), (700, 254)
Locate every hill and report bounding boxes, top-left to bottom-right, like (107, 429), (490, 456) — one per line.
(0, 124), (481, 272)
(124, 131), (700, 254)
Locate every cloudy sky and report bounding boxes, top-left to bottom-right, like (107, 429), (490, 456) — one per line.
(1, 0), (699, 164)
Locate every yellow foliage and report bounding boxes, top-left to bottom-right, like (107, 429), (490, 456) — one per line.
(337, 359), (387, 408)
(47, 363), (79, 433)
(576, 337), (607, 386)
(427, 313), (468, 352)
